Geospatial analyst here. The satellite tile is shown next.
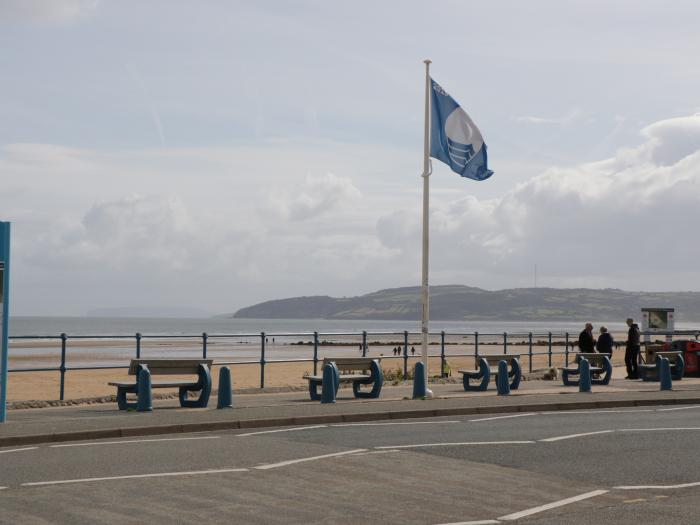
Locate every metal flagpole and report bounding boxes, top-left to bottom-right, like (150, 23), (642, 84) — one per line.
(420, 59), (434, 398)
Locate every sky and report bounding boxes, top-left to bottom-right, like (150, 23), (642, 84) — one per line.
(2, 0), (700, 316)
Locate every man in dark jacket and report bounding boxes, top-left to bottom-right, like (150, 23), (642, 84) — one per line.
(596, 326), (614, 355)
(625, 317), (641, 379)
(578, 323), (595, 352)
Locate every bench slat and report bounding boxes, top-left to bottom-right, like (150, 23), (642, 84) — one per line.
(307, 374), (371, 382)
(109, 381), (200, 388)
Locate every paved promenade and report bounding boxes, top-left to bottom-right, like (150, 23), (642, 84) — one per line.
(3, 370), (700, 446)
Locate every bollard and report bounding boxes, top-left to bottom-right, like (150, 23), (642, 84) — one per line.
(413, 361), (427, 399)
(659, 357), (673, 391)
(497, 360), (510, 395)
(217, 366), (233, 409)
(321, 363), (336, 404)
(579, 358), (592, 393)
(136, 367), (152, 412)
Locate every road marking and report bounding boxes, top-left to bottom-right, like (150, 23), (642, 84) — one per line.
(540, 430), (614, 442)
(375, 441), (534, 450)
(542, 409), (653, 415)
(50, 436), (221, 448)
(657, 405), (700, 411)
(254, 449), (367, 470)
(615, 481), (700, 490)
(0, 447), (38, 454)
(469, 413), (536, 422)
(620, 427), (700, 432)
(237, 425), (327, 437)
(497, 489), (608, 521)
(623, 498), (647, 503)
(22, 468), (249, 487)
(332, 420), (460, 427)
(434, 520), (500, 525)
(0, 486), (6, 490)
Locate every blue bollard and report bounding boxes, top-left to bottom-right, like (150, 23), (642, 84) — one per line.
(659, 357), (673, 391)
(413, 362), (427, 399)
(579, 358), (592, 393)
(217, 366), (233, 409)
(321, 363), (336, 404)
(497, 360), (510, 395)
(136, 367), (152, 412)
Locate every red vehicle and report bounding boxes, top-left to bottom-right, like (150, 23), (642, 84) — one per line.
(663, 340), (700, 375)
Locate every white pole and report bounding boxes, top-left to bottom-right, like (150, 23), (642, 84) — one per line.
(420, 59), (434, 398)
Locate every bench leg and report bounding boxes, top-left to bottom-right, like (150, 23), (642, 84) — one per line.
(353, 361), (384, 399)
(592, 357), (612, 385)
(309, 379), (322, 401)
(562, 369), (579, 386)
(463, 358), (490, 391)
(179, 364), (212, 408)
(116, 386), (137, 410)
(509, 358), (521, 390)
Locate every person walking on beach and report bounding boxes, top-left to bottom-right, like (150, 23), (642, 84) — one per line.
(625, 317), (641, 379)
(596, 326), (614, 356)
(578, 323), (595, 353)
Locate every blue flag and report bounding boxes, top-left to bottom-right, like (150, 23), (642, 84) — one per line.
(430, 78), (493, 181)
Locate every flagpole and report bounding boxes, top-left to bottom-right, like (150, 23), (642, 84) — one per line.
(420, 59), (434, 398)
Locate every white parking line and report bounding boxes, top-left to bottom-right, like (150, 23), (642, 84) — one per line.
(469, 413), (536, 423)
(22, 467), (249, 487)
(50, 436), (221, 448)
(0, 486), (6, 490)
(620, 427), (700, 432)
(541, 409), (653, 415)
(497, 489), (608, 521)
(540, 430), (614, 442)
(615, 481), (700, 490)
(434, 520), (500, 525)
(332, 421), (460, 427)
(0, 447), (38, 454)
(237, 425), (327, 437)
(375, 441), (535, 450)
(657, 405), (700, 412)
(254, 449), (367, 470)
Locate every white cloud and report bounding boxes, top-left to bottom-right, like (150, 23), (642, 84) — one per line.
(515, 109), (586, 126)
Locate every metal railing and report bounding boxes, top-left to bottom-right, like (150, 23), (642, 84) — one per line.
(8, 329), (699, 400)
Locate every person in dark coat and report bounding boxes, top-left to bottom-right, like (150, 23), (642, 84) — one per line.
(625, 317), (641, 379)
(596, 326), (614, 356)
(578, 323), (595, 352)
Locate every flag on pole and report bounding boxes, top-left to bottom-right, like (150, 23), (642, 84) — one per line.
(430, 78), (493, 181)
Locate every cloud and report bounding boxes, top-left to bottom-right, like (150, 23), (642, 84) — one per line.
(0, 0), (98, 25)
(515, 109), (585, 126)
(377, 114), (700, 290)
(266, 172), (362, 221)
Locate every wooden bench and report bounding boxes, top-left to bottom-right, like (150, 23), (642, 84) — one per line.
(561, 353), (612, 386)
(639, 350), (684, 381)
(458, 354), (521, 391)
(306, 357), (383, 400)
(109, 358), (213, 410)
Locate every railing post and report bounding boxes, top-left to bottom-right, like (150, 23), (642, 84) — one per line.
(202, 332), (208, 359)
(548, 332), (553, 367)
(313, 331), (319, 375)
(474, 331), (479, 358)
(565, 332), (570, 366)
(362, 331), (367, 357)
(403, 331), (408, 379)
(135, 332), (141, 359)
(59, 333), (67, 401)
(528, 332), (533, 373)
(260, 332), (266, 389)
(440, 331), (446, 378)
(503, 332), (507, 354)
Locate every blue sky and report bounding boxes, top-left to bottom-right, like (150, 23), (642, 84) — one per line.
(2, 0), (700, 315)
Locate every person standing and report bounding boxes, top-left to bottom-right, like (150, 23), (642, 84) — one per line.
(578, 323), (595, 353)
(596, 326), (614, 356)
(625, 317), (641, 379)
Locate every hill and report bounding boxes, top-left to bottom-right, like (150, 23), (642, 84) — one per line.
(231, 285), (700, 322)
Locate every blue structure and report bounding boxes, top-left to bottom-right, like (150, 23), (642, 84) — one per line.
(462, 357), (490, 391)
(579, 358), (592, 393)
(496, 360), (510, 395)
(0, 222), (9, 424)
(413, 361), (427, 399)
(659, 357), (673, 391)
(136, 366), (153, 412)
(321, 363), (337, 404)
(217, 366), (233, 409)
